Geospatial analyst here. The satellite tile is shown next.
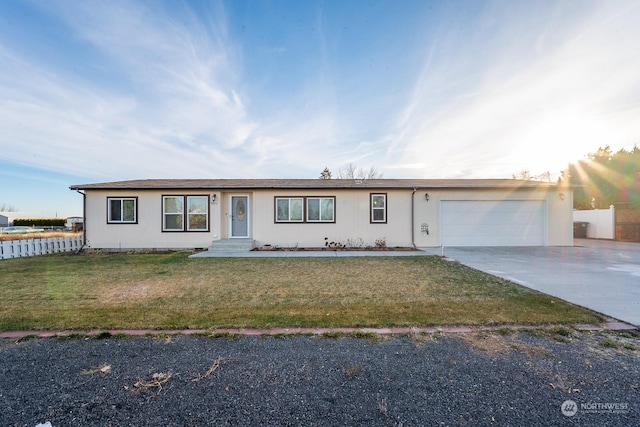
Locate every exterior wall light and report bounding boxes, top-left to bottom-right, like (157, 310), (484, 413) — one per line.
(211, 194), (217, 203)
(558, 193), (565, 201)
(425, 193), (430, 201)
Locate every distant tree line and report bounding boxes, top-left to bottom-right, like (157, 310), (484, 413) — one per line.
(13, 218), (66, 227)
(563, 146), (640, 209)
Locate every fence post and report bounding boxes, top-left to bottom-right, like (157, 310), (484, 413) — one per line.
(1, 241), (11, 260)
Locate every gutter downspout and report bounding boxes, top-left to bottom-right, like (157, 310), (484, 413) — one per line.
(411, 188), (416, 248)
(74, 189), (86, 254)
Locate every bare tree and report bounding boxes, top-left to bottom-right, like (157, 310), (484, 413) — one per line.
(512, 169), (532, 180)
(336, 163), (383, 180)
(511, 170), (554, 182)
(537, 171), (553, 182)
(0, 203), (18, 212)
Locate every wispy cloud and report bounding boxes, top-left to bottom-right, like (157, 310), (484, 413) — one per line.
(0, 0), (262, 179)
(2, 0), (640, 191)
(386, 1), (640, 178)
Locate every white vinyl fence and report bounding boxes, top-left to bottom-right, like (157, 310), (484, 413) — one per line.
(573, 205), (615, 239)
(0, 236), (83, 260)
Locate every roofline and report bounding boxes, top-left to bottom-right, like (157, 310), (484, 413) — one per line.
(69, 178), (575, 191)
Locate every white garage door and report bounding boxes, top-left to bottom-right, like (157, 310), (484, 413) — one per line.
(441, 200), (545, 246)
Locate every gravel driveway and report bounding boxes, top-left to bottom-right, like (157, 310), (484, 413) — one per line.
(1, 331), (638, 426)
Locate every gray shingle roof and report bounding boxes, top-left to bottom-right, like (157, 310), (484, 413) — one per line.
(70, 178), (565, 190)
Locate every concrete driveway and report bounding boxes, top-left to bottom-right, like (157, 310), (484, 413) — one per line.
(422, 239), (640, 326)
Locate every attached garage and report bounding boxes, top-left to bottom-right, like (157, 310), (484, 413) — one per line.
(440, 200), (546, 246)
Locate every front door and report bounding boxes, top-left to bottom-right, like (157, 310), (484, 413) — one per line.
(230, 195), (249, 238)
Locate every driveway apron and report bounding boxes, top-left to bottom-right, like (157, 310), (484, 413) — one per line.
(422, 239), (640, 326)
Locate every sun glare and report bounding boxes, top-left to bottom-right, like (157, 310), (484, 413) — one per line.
(517, 112), (614, 176)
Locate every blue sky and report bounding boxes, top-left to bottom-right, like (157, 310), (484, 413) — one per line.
(2, 0), (640, 218)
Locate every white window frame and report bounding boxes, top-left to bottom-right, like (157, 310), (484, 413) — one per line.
(163, 195), (209, 232)
(306, 197), (335, 223)
(107, 197), (137, 224)
(275, 197), (304, 223)
(187, 195), (209, 231)
(371, 193), (387, 223)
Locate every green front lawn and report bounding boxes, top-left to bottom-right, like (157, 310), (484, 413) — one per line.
(0, 252), (603, 330)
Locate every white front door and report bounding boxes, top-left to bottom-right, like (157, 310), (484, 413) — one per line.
(230, 195), (250, 238)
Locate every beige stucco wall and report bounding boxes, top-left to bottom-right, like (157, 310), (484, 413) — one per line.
(251, 189), (413, 248)
(83, 190), (220, 250)
(81, 186), (574, 250)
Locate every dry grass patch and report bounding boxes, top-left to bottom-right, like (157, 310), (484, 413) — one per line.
(0, 252), (604, 330)
(461, 331), (554, 358)
(99, 278), (185, 305)
(129, 372), (173, 394)
(193, 357), (228, 382)
(80, 363), (112, 375)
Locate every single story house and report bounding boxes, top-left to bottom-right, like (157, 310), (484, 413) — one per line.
(69, 179), (574, 251)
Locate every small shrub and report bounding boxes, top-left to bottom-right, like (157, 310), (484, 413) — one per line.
(374, 237), (387, 249)
(345, 237), (364, 248)
(324, 237), (345, 250)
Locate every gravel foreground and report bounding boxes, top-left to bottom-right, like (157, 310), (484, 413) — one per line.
(0, 331), (638, 426)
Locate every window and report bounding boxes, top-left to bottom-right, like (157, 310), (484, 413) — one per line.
(306, 197), (335, 222)
(163, 195), (209, 231)
(187, 196), (209, 231)
(371, 193), (386, 223)
(107, 197), (137, 223)
(276, 197), (303, 222)
(274, 196), (336, 223)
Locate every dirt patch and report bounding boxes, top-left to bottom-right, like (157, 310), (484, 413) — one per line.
(460, 332), (554, 358)
(99, 279), (183, 306)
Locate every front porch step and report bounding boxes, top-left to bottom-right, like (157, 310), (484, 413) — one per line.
(208, 238), (256, 252)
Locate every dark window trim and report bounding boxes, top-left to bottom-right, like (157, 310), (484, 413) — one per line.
(370, 193), (387, 224)
(273, 196), (336, 224)
(106, 196), (138, 224)
(161, 194), (210, 233)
